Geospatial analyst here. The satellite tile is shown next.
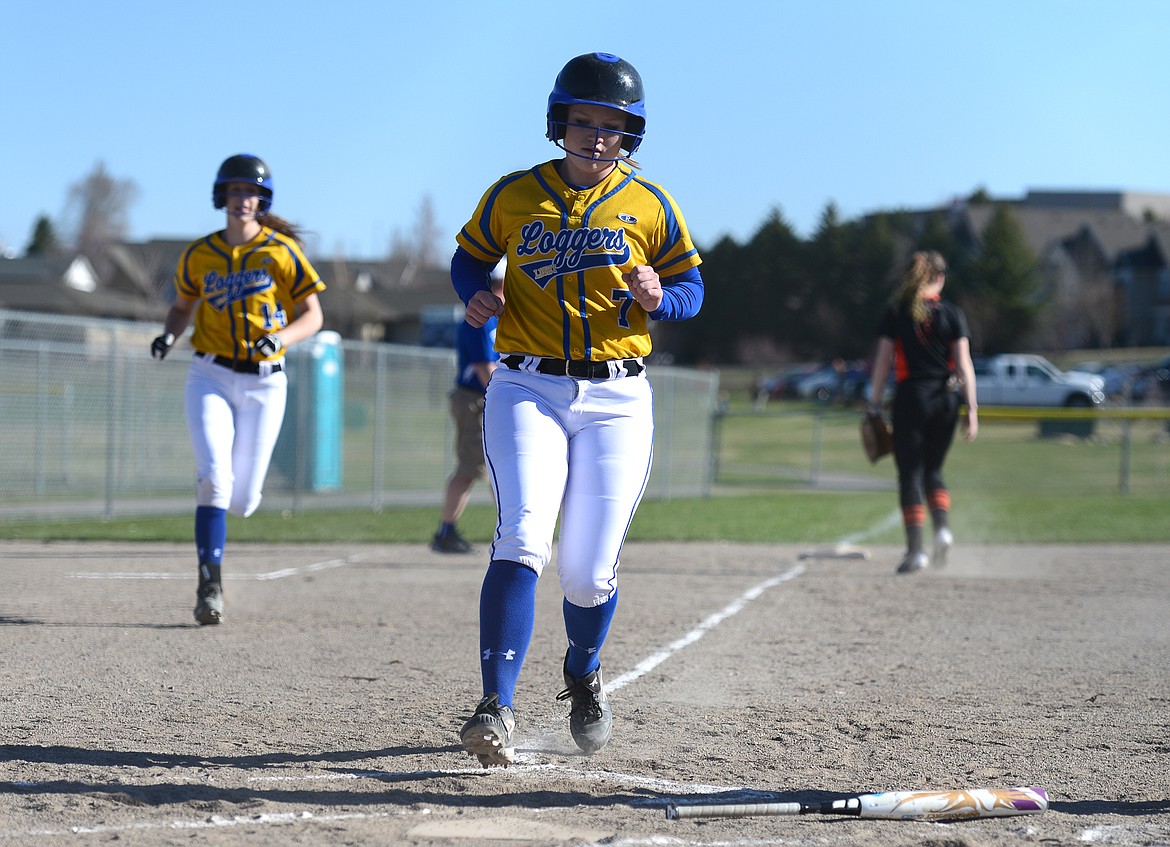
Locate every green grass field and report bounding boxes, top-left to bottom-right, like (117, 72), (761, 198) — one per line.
(2, 397), (1166, 545)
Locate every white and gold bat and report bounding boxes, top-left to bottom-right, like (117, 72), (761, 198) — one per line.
(666, 786), (1048, 821)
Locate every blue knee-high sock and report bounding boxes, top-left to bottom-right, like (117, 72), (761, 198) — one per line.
(479, 560), (539, 708)
(195, 506), (227, 583)
(563, 591), (618, 678)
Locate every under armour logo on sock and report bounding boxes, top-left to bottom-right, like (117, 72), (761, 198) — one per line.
(482, 648), (517, 661)
(567, 638), (598, 655)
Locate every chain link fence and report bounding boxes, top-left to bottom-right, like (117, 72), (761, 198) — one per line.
(0, 310), (720, 520)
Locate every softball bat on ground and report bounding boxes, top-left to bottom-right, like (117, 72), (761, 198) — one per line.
(666, 785), (1049, 821)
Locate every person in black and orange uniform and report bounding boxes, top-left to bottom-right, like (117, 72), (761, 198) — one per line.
(867, 250), (978, 574)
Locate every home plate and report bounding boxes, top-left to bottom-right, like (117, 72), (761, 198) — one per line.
(798, 544), (871, 560)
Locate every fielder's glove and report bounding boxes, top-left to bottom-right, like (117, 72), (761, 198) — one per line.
(254, 333), (283, 357)
(150, 332), (175, 360)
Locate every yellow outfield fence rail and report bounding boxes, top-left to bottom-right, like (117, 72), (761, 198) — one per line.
(975, 406), (1170, 421)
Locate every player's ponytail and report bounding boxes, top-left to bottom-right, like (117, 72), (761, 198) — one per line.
(256, 212), (306, 247)
(895, 250), (946, 325)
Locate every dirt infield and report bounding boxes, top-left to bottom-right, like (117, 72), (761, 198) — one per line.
(1, 538), (1167, 846)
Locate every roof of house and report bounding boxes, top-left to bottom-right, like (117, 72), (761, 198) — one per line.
(0, 254), (166, 320)
(962, 203), (1170, 262)
(0, 238), (460, 331)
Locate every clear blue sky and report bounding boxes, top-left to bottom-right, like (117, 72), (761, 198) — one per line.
(3, 0), (1168, 260)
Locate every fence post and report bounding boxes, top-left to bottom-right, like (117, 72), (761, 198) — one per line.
(709, 400), (726, 488)
(372, 348), (387, 511)
(36, 340), (48, 495)
(105, 331), (118, 520)
(809, 409), (823, 486)
(1119, 417), (1132, 496)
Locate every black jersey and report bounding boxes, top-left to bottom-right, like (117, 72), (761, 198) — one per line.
(878, 298), (970, 382)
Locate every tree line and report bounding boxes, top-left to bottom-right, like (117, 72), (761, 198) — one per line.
(19, 165), (1043, 366)
(656, 194), (1043, 367)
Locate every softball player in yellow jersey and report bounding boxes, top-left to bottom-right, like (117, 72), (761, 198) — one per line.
(150, 154), (326, 626)
(455, 53), (704, 767)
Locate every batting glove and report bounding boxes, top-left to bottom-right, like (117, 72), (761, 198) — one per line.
(150, 332), (175, 360)
(254, 333), (283, 357)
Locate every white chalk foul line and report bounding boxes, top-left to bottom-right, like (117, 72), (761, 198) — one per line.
(67, 555), (363, 581)
(19, 808), (425, 838)
(248, 763), (757, 798)
(838, 509), (901, 546)
(606, 563), (805, 694)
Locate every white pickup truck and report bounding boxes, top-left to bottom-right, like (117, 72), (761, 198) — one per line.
(973, 354), (1106, 407)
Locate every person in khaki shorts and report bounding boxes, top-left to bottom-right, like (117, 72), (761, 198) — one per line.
(432, 275), (502, 553)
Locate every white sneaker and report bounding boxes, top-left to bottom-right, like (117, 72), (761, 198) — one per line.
(933, 528), (954, 568)
(896, 550), (929, 574)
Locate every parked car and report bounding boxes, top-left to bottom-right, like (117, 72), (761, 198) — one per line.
(796, 360), (871, 404)
(974, 354), (1105, 407)
(974, 354), (1105, 438)
(753, 362), (821, 405)
(1069, 360), (1151, 403)
(1147, 354), (1170, 402)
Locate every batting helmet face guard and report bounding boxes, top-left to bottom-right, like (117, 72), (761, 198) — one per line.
(546, 52), (646, 157)
(212, 154), (273, 212)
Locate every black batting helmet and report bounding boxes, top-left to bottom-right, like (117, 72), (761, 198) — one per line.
(546, 52), (646, 154)
(212, 154), (273, 212)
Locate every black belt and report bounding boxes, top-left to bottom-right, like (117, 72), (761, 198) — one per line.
(501, 355), (644, 379)
(200, 353), (282, 374)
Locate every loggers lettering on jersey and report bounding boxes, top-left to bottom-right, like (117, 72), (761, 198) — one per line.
(516, 221), (631, 283)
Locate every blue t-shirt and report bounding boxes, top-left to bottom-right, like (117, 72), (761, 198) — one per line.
(455, 316), (499, 394)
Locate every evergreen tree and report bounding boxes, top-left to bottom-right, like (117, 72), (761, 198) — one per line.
(966, 204), (1042, 353)
(968, 186), (993, 205)
(24, 215), (60, 256)
(914, 209), (974, 315)
(743, 208), (808, 358)
(841, 214), (897, 358)
(806, 202), (850, 356)
(664, 233), (741, 364)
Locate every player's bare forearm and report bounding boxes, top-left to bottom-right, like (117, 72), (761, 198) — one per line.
(163, 296), (198, 338)
(622, 265), (663, 312)
(869, 337), (895, 407)
(953, 338), (979, 442)
(465, 290), (505, 329)
(273, 293), (324, 348)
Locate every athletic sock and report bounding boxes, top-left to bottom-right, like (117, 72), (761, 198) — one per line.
(478, 560), (539, 708)
(438, 521), (456, 537)
(563, 592), (618, 678)
(905, 525), (924, 553)
(902, 504), (925, 552)
(199, 563), (222, 586)
(928, 489), (951, 532)
(195, 506), (227, 574)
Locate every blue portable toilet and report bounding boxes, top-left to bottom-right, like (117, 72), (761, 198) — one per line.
(274, 331), (343, 492)
(304, 331), (343, 490)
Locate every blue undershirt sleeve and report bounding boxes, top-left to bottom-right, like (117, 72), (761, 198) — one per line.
(451, 247), (499, 306)
(649, 266), (704, 321)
